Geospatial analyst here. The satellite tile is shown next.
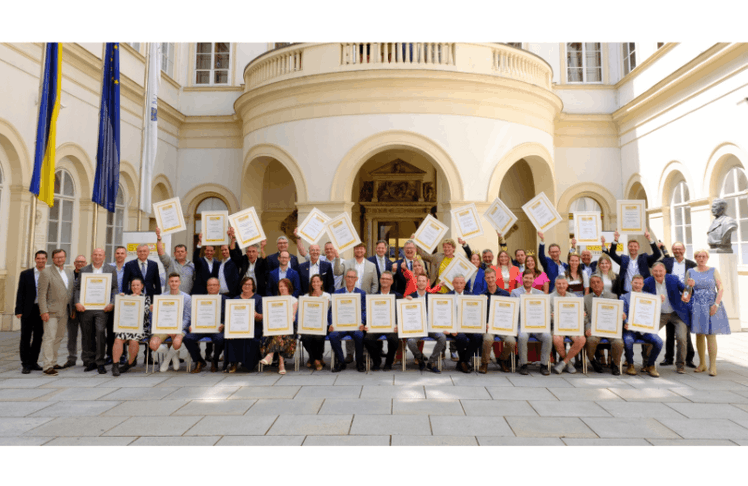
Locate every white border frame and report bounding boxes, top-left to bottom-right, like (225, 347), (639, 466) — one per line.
(79, 273), (112, 310)
(428, 294), (456, 333)
(325, 213), (361, 253)
(224, 299), (255, 339)
(553, 296), (584, 337)
(151, 294), (185, 334)
(153, 197), (186, 236)
(628, 291), (662, 334)
(297, 208), (331, 245)
(331, 292), (362, 331)
(366, 294), (396, 333)
(113, 294), (144, 334)
(451, 203), (484, 240)
(228, 207), (266, 249)
(413, 214), (449, 254)
(591, 298), (623, 339)
(520, 294), (551, 334)
(201, 210), (229, 246)
(298, 296), (329, 336)
(522, 192), (563, 233)
(397, 298), (428, 338)
(617, 199), (647, 235)
(488, 295), (518, 336)
(457, 295), (487, 334)
(484, 197), (517, 235)
(263, 296), (295, 336)
(573, 211), (603, 245)
(191, 294), (222, 334)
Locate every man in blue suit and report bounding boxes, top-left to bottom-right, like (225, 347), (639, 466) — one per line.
(122, 244), (161, 296)
(298, 243), (334, 295)
(192, 235), (220, 296)
(605, 230), (662, 294)
(538, 232), (568, 293)
(367, 239), (392, 281)
(362, 270), (400, 371)
(643, 262), (691, 374)
(329, 269), (366, 372)
(266, 250), (301, 298)
(217, 244), (241, 297)
(266, 235), (301, 273)
(393, 239), (418, 296)
(620, 274), (663, 377)
(448, 274), (483, 373)
(658, 241), (697, 367)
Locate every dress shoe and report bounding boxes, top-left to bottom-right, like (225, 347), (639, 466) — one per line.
(540, 365), (550, 376)
(98, 365), (107, 374)
(646, 366), (660, 378)
(332, 363), (345, 373)
(211, 362), (218, 373)
(686, 361), (697, 369)
(612, 365), (621, 376)
(345, 354), (354, 364)
(478, 362), (488, 374)
(451, 352), (459, 362)
(190, 361), (204, 374)
(228, 363), (238, 373)
(53, 364), (63, 370)
(43, 368), (58, 376)
(383, 363), (392, 371)
(31, 364), (43, 371)
(315, 360), (323, 371)
(305, 359), (313, 369)
(458, 362), (469, 374)
(370, 363), (381, 371)
(426, 363), (441, 374)
(626, 363), (637, 376)
(590, 359), (604, 373)
(357, 362), (366, 372)
(500, 360), (511, 373)
(519, 364), (529, 375)
(105, 357), (113, 365)
(62, 360), (76, 369)
(112, 363), (120, 376)
(22, 367), (31, 374)
(418, 357), (426, 371)
(119, 362), (131, 374)
(84, 363), (97, 372)
(660, 359), (673, 366)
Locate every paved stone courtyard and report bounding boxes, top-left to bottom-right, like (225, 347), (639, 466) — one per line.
(2, 330), (748, 446)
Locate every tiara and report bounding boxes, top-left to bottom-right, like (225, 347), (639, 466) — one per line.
(525, 250), (536, 257)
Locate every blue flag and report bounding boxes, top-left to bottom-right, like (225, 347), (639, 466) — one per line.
(92, 43), (120, 212)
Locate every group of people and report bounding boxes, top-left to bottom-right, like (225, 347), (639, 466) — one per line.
(15, 220), (731, 378)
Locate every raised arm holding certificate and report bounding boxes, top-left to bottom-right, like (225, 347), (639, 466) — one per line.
(113, 295), (145, 334)
(298, 296), (328, 336)
(80, 273), (112, 310)
(553, 298), (584, 336)
(331, 293), (361, 331)
(484, 198), (517, 235)
(574, 212), (602, 245)
(397, 299), (427, 338)
(297, 208), (331, 245)
(228, 207), (265, 249)
(202, 211), (229, 246)
(263, 296), (294, 336)
(366, 294), (395, 333)
(153, 197), (186, 236)
(628, 292), (661, 333)
(224, 300), (254, 339)
(152, 294), (184, 334)
(617, 200), (646, 235)
(520, 294), (551, 333)
(191, 295), (221, 333)
(591, 298), (623, 338)
(413, 214), (448, 253)
(326, 213), (361, 253)
(451, 203), (483, 239)
(428, 295), (456, 333)
(439, 254), (477, 290)
(488, 296), (518, 336)
(457, 295), (486, 334)
(522, 192), (562, 232)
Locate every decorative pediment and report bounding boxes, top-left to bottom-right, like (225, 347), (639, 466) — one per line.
(370, 159), (426, 176)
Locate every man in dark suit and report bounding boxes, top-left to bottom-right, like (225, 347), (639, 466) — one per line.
(217, 244), (241, 297)
(266, 235), (300, 273)
(183, 277), (227, 373)
(658, 241), (697, 367)
(267, 250), (301, 297)
(362, 270), (401, 371)
(367, 239), (392, 281)
(393, 239), (419, 296)
(329, 269), (367, 372)
(15, 250), (47, 374)
(64, 254), (87, 368)
(448, 275), (483, 374)
(538, 232), (569, 293)
(298, 243), (334, 295)
(405, 274), (445, 374)
(228, 227), (269, 296)
(604, 230), (661, 294)
(122, 244), (162, 296)
(192, 234), (220, 295)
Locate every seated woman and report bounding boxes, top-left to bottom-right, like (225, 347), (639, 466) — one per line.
(302, 274), (331, 371)
(149, 273), (191, 373)
(565, 252), (589, 297)
(224, 277), (263, 373)
(111, 277), (150, 376)
(515, 254), (549, 293)
(494, 250), (520, 293)
(260, 278), (299, 375)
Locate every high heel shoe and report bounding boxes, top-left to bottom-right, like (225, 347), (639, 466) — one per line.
(259, 354), (273, 366)
(709, 367), (717, 377)
(695, 364), (707, 373)
(278, 365), (286, 375)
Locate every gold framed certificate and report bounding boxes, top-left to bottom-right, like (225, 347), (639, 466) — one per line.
(617, 200), (647, 235)
(326, 213), (361, 253)
(297, 208), (331, 245)
(627, 292), (661, 334)
(113, 295), (144, 334)
(263, 296), (295, 336)
(202, 211), (229, 246)
(152, 294), (184, 335)
(520, 294), (551, 333)
(484, 198), (517, 235)
(522, 192), (562, 232)
(298, 296), (329, 336)
(191, 295), (221, 334)
(591, 298), (623, 339)
(331, 293), (361, 331)
(553, 297), (584, 337)
(439, 254), (477, 290)
(397, 299), (427, 338)
(413, 214), (449, 253)
(152, 197), (186, 236)
(224, 299), (255, 339)
(457, 295), (487, 334)
(428, 295), (456, 333)
(451, 203), (484, 240)
(366, 294), (396, 333)
(573, 212), (602, 245)
(488, 296), (519, 336)
(80, 273), (112, 310)
(228, 207), (266, 249)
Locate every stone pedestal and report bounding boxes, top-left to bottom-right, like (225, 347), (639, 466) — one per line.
(709, 252), (741, 332)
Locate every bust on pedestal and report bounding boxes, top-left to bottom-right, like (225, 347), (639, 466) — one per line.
(706, 198), (741, 331)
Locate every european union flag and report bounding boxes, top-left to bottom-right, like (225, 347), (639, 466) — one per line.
(92, 43), (120, 212)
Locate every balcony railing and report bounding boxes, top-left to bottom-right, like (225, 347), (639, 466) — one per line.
(341, 43), (455, 66)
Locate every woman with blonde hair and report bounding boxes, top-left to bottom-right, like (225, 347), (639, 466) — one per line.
(595, 253), (622, 297)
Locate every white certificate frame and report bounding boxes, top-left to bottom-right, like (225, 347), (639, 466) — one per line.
(553, 297), (584, 337)
(590, 298), (624, 339)
(331, 292), (362, 331)
(628, 292), (662, 334)
(457, 295), (487, 334)
(152, 197), (186, 236)
(201, 211), (229, 246)
(151, 294), (184, 335)
(573, 211), (602, 245)
(484, 198), (518, 235)
(228, 207), (266, 249)
(79, 273), (112, 310)
(520, 294), (551, 334)
(325, 213), (361, 254)
(451, 203), (484, 240)
(298, 296), (329, 336)
(113, 295), (145, 334)
(617, 200), (647, 235)
(297, 208), (331, 245)
(439, 254), (477, 290)
(522, 192), (563, 233)
(488, 296), (519, 336)
(224, 299), (255, 339)
(413, 214), (449, 254)
(397, 299), (428, 338)
(263, 296), (295, 336)
(191, 294), (221, 334)
(366, 294), (396, 333)
(428, 295), (456, 333)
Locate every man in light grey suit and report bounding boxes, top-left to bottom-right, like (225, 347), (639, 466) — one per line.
(333, 242), (379, 294)
(74, 248), (119, 374)
(38, 249), (75, 376)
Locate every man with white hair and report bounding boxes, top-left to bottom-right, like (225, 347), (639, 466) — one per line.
(122, 243), (161, 296)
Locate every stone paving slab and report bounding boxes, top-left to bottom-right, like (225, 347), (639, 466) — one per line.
(0, 437), (54, 445)
(449, 374), (513, 387)
(103, 400), (189, 416)
(0, 388), (56, 401)
(186, 415), (277, 436)
(360, 385), (424, 399)
(0, 417), (55, 436)
(273, 374), (338, 386)
(486, 387), (558, 401)
(319, 398), (392, 415)
(563, 376), (635, 388)
(268, 414), (352, 435)
(350, 414), (431, 436)
(24, 417), (126, 436)
(172, 400), (257, 416)
(246, 398), (324, 415)
(39, 387), (116, 402)
(477, 436), (565, 446)
(596, 401), (686, 419)
(505, 417), (596, 438)
(103, 416), (203, 436)
(664, 402), (748, 420)
(607, 387), (689, 402)
(97, 387), (181, 401)
(669, 388), (748, 403)
(460, 400), (538, 417)
(157, 375), (228, 387)
(669, 376), (748, 391)
(562, 438), (651, 446)
(507, 376), (574, 388)
(0, 378), (56, 388)
(303, 435), (390, 446)
(431, 416), (513, 437)
(229, 386), (300, 399)
(215, 435), (305, 446)
(648, 439), (739, 446)
(333, 374), (395, 386)
(392, 435), (478, 446)
(530, 400), (611, 417)
(95, 376), (170, 388)
(39, 377), (114, 388)
(0, 401), (54, 417)
(393, 374), (454, 386)
(294, 385), (362, 398)
(656, 418), (748, 440)
(581, 417), (680, 439)
(44, 437), (136, 446)
(425, 386), (491, 400)
(392, 399), (463, 416)
(213, 375), (281, 387)
(163, 386), (239, 400)
(548, 387), (623, 401)
(129, 436), (221, 446)
(28, 400), (121, 417)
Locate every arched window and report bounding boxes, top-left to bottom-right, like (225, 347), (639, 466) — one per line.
(568, 196), (603, 235)
(670, 181), (693, 259)
(47, 169), (75, 258)
(105, 184), (126, 262)
(720, 166), (748, 262)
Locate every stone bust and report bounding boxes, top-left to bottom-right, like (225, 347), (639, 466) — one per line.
(707, 198), (738, 253)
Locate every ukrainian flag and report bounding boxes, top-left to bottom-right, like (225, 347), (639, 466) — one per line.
(29, 43), (62, 207)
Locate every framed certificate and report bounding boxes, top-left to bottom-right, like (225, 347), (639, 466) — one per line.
(153, 197), (186, 236)
(326, 213), (361, 253)
(228, 207), (266, 249)
(298, 296), (329, 336)
(331, 293), (361, 331)
(617, 200), (647, 235)
(113, 295), (144, 334)
(397, 299), (427, 338)
(224, 299), (254, 339)
(520, 294), (551, 334)
(366, 294), (396, 333)
(151, 294), (184, 335)
(590, 298), (623, 339)
(202, 211), (229, 246)
(573, 212), (602, 245)
(439, 253), (477, 290)
(522, 192), (562, 232)
(627, 292), (661, 334)
(297, 208), (331, 245)
(191, 295), (221, 334)
(553, 297), (584, 337)
(457, 295), (487, 334)
(484, 198), (517, 235)
(488, 296), (518, 336)
(428, 295), (456, 333)
(413, 214), (449, 253)
(263, 296), (295, 336)
(451, 203), (484, 240)
(80, 273), (112, 310)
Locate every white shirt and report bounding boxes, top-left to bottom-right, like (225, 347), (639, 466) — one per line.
(655, 279), (674, 314)
(309, 260), (320, 281)
(245, 259), (257, 280)
(602, 274), (613, 294)
(139, 260), (149, 278)
(278, 266), (288, 280)
(57, 266), (69, 288)
(404, 258), (415, 271)
(672, 259), (686, 284)
(218, 261), (229, 294)
(376, 255), (386, 274)
(582, 266), (593, 279)
(501, 266), (510, 289)
(354, 259), (365, 289)
(624, 257), (640, 293)
(92, 265), (104, 274)
(34, 267), (42, 304)
(204, 257), (213, 274)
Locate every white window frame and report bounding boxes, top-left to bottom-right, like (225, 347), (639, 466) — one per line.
(720, 167), (748, 263)
(194, 42), (231, 86)
(127, 42), (141, 53)
(47, 169), (76, 261)
(622, 42), (637, 76)
(566, 42), (603, 84)
(105, 183), (127, 263)
(670, 180), (693, 260)
(161, 42), (175, 78)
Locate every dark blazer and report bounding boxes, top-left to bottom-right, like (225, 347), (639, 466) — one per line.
(298, 259), (334, 295)
(15, 268), (39, 318)
(192, 247), (220, 295)
(74, 263), (118, 307)
(466, 267), (484, 295)
(367, 255), (393, 280)
(218, 258), (241, 297)
(643, 274), (691, 327)
(267, 252), (300, 273)
(229, 244), (269, 297)
(661, 257), (697, 277)
(582, 261), (598, 274)
(334, 286), (367, 325)
(393, 258), (418, 296)
(267, 267), (301, 298)
(607, 241), (662, 290)
(538, 243), (569, 293)
(123, 259), (161, 296)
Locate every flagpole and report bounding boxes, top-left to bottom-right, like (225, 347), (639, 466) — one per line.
(27, 43), (48, 267)
(137, 43), (151, 231)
